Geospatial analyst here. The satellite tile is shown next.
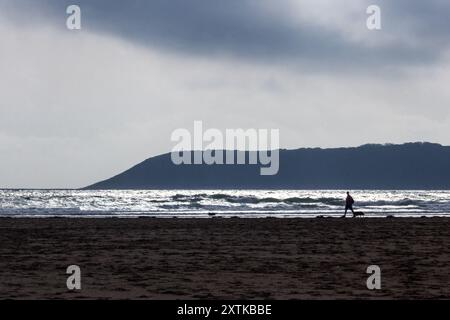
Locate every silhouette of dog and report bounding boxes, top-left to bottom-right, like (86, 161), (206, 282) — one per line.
(353, 211), (365, 218)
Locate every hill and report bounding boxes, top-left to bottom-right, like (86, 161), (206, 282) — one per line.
(85, 142), (450, 189)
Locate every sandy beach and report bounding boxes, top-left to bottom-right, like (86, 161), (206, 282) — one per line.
(0, 217), (449, 299)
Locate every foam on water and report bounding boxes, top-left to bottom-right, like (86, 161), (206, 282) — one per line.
(0, 189), (450, 218)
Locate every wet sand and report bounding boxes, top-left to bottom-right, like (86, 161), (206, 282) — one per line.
(0, 217), (449, 299)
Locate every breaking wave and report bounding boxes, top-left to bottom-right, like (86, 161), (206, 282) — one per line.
(1, 189), (450, 217)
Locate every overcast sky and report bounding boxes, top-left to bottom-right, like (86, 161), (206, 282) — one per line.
(1, 0), (450, 188)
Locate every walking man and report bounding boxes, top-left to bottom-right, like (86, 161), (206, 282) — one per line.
(342, 191), (355, 218)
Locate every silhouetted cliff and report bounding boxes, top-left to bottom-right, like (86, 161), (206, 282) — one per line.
(85, 142), (450, 189)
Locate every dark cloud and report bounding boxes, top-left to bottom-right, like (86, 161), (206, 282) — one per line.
(383, 0), (450, 36)
(7, 0), (450, 69)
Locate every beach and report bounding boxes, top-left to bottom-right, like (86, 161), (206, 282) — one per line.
(0, 217), (449, 299)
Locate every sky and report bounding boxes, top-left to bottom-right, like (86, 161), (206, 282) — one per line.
(1, 0), (450, 188)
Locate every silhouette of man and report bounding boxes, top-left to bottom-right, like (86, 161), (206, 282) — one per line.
(342, 192), (355, 218)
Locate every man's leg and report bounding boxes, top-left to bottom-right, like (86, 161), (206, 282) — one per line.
(351, 206), (355, 217)
(342, 206), (348, 218)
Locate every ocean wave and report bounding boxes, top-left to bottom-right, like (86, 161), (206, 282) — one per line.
(2, 190), (450, 217)
(171, 193), (344, 206)
(357, 198), (426, 207)
(169, 193), (439, 207)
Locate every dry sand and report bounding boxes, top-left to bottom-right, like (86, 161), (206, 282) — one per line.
(0, 217), (449, 299)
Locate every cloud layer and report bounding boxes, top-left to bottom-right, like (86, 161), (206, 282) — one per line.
(7, 0), (450, 68)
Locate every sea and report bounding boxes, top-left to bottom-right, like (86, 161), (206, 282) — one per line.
(0, 189), (450, 218)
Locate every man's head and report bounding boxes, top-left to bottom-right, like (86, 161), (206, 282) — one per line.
(347, 191), (350, 195)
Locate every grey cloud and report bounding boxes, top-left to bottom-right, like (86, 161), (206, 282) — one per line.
(7, 0), (450, 70)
